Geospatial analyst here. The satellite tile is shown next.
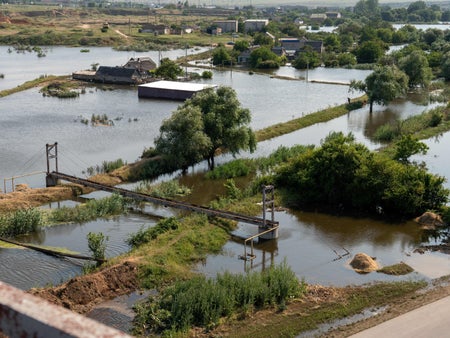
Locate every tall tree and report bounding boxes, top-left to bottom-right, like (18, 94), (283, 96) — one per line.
(154, 58), (183, 80)
(398, 50), (432, 88)
(349, 65), (408, 113)
(155, 105), (211, 174)
(187, 86), (256, 169)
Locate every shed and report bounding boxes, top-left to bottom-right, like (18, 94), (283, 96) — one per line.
(94, 66), (140, 84)
(138, 81), (216, 100)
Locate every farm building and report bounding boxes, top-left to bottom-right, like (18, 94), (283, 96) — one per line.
(138, 81), (216, 100)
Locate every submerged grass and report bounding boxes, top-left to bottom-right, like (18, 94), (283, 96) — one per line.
(0, 75), (68, 98)
(255, 98), (366, 142)
(48, 194), (129, 224)
(224, 281), (426, 337)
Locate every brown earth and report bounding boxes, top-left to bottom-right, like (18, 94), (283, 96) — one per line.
(29, 260), (139, 314)
(0, 184), (81, 213)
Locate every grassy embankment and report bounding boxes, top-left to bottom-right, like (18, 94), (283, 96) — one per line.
(0, 75), (69, 98)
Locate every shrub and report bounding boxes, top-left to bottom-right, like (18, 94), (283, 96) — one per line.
(133, 261), (304, 334)
(373, 123), (399, 142)
(206, 159), (254, 179)
(49, 194), (128, 224)
(126, 217), (179, 248)
(87, 232), (108, 263)
(274, 132), (449, 217)
(201, 70), (213, 79)
(136, 180), (191, 198)
(0, 208), (42, 237)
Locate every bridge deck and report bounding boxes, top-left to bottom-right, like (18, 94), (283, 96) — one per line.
(49, 172), (278, 228)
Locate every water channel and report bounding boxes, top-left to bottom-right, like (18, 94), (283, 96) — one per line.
(0, 46), (449, 302)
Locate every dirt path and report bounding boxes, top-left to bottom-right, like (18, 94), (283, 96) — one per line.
(323, 276), (450, 337)
(114, 29), (129, 39)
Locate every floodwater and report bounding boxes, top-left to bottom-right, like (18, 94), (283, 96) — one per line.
(0, 46), (449, 295)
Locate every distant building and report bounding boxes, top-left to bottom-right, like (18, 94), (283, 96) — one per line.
(325, 12), (341, 19)
(310, 13), (327, 22)
(207, 26), (222, 35)
(139, 24), (170, 35)
(138, 80), (216, 100)
(123, 57), (157, 73)
(213, 20), (238, 33)
(294, 17), (304, 25)
(237, 46), (260, 64)
(278, 37), (324, 60)
(94, 66), (141, 85)
(244, 19), (269, 33)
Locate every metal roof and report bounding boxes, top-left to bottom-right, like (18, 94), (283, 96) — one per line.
(139, 80), (215, 92)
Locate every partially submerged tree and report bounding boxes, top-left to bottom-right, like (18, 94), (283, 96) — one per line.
(154, 57), (183, 80)
(349, 65), (408, 113)
(187, 86), (256, 169)
(154, 86), (256, 171)
(155, 105), (211, 174)
(398, 50), (432, 88)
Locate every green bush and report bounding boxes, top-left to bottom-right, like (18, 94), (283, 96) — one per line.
(49, 194), (128, 224)
(0, 208), (42, 237)
(87, 232), (108, 263)
(373, 123), (399, 142)
(133, 261), (304, 334)
(135, 180), (191, 198)
(126, 217), (179, 248)
(274, 132), (449, 217)
(206, 159), (254, 179)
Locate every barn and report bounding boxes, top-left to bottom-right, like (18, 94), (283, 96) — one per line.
(138, 81), (216, 100)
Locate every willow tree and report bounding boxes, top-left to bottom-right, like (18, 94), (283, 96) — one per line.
(154, 86), (256, 171)
(349, 65), (408, 113)
(186, 86), (256, 169)
(155, 105), (211, 174)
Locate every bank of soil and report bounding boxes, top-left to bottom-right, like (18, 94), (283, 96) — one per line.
(29, 260), (139, 314)
(0, 185), (78, 213)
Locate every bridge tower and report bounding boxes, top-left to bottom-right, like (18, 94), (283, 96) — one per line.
(259, 185), (278, 240)
(45, 142), (58, 187)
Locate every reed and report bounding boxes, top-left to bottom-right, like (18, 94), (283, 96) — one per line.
(49, 194), (128, 224)
(0, 208), (42, 237)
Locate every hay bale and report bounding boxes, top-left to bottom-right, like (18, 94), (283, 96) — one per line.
(15, 184), (30, 192)
(414, 211), (445, 229)
(350, 253), (379, 274)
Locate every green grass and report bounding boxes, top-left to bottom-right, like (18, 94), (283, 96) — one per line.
(227, 281), (426, 338)
(0, 208), (42, 237)
(133, 260), (305, 335)
(378, 262), (414, 275)
(0, 75), (68, 98)
(255, 98), (366, 142)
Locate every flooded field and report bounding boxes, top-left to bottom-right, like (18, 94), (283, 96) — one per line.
(0, 45), (449, 295)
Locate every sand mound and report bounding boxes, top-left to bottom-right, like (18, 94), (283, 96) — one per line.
(349, 253), (379, 274)
(414, 211), (445, 229)
(29, 261), (139, 314)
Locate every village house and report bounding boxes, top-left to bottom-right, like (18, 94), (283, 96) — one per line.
(94, 66), (141, 85)
(325, 12), (341, 19)
(139, 24), (170, 35)
(310, 13), (327, 22)
(278, 37), (324, 60)
(213, 20), (238, 33)
(244, 19), (269, 33)
(123, 57), (157, 73)
(73, 55), (157, 84)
